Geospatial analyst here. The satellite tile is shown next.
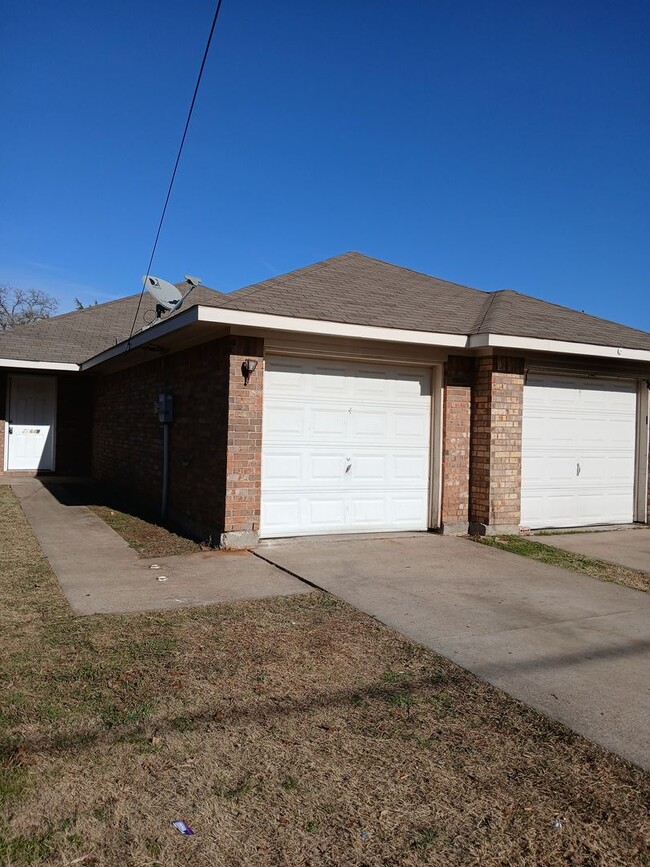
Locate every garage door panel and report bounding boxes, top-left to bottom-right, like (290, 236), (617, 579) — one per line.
(350, 409), (389, 438)
(394, 453), (429, 481)
(521, 375), (636, 529)
(308, 497), (347, 528)
(394, 411), (429, 439)
(349, 496), (387, 526)
(579, 455), (635, 483)
(264, 404), (305, 439)
(311, 454), (347, 481)
(352, 454), (386, 481)
(262, 498), (302, 534)
(310, 407), (348, 437)
(390, 494), (429, 525)
(263, 452), (302, 483)
(261, 356), (432, 537)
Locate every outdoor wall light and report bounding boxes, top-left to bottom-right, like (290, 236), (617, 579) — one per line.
(241, 358), (258, 386)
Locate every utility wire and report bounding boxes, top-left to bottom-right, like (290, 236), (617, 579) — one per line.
(128, 0), (225, 343)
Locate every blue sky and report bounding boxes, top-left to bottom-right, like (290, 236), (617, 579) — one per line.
(1, 0), (648, 329)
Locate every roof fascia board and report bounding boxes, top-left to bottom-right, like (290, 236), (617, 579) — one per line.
(81, 305), (200, 370)
(79, 304), (650, 371)
(469, 333), (650, 363)
(0, 358), (79, 372)
(197, 306), (468, 348)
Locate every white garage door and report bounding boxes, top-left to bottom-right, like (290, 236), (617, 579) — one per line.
(261, 356), (432, 538)
(521, 375), (637, 529)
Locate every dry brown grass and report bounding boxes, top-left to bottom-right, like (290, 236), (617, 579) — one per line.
(1, 486), (649, 866)
(87, 504), (201, 558)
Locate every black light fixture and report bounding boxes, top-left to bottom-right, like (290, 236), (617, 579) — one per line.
(241, 358), (258, 386)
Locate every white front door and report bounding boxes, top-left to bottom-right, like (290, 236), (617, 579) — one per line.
(261, 356), (432, 538)
(6, 375), (57, 471)
(521, 375), (637, 529)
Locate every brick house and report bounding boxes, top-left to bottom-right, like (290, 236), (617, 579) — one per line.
(1, 253), (649, 547)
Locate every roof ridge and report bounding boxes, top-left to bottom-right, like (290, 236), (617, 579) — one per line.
(223, 253), (359, 301)
(344, 251), (490, 296)
(220, 251), (491, 308)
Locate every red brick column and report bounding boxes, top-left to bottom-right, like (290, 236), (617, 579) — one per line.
(469, 355), (524, 534)
(441, 356), (472, 533)
(221, 336), (264, 548)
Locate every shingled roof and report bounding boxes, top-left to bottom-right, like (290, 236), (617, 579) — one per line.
(0, 282), (223, 364)
(210, 252), (650, 351)
(1, 253), (649, 365)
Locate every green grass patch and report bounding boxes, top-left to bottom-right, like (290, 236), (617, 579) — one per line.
(477, 535), (649, 592)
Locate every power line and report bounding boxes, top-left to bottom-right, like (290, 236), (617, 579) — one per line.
(128, 0), (225, 342)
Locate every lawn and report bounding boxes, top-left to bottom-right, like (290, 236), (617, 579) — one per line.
(476, 535), (649, 593)
(1, 486), (649, 866)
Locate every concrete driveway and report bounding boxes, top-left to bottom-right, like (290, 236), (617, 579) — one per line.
(534, 528), (650, 573)
(256, 533), (650, 769)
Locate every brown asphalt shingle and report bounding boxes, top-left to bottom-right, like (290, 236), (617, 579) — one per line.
(477, 289), (650, 350)
(0, 282), (223, 364)
(210, 252), (650, 351)
(1, 253), (648, 364)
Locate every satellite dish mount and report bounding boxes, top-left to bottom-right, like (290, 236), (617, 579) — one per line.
(141, 274), (202, 330)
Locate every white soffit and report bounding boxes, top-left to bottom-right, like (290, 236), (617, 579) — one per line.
(80, 304), (650, 370)
(468, 333), (650, 363)
(197, 306), (468, 347)
(0, 358), (79, 371)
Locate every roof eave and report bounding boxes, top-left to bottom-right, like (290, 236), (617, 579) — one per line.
(0, 357), (80, 372)
(79, 307), (650, 371)
(469, 333), (650, 363)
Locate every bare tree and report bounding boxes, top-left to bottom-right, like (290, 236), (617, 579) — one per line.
(0, 284), (58, 330)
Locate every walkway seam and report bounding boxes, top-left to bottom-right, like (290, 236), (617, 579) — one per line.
(251, 550), (330, 594)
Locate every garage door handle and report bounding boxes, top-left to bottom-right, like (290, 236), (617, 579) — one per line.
(345, 463), (352, 474)
(576, 462), (581, 476)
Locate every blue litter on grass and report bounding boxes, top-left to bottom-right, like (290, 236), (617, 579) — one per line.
(172, 820), (194, 835)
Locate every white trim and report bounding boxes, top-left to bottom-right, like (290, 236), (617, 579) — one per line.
(469, 332), (650, 363)
(0, 358), (78, 372)
(429, 364), (444, 529)
(634, 382), (649, 523)
(3, 379), (8, 472)
(198, 306), (467, 348)
(264, 336), (447, 366)
(79, 303), (650, 371)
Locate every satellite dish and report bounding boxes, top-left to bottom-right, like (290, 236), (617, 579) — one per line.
(142, 275), (183, 312)
(184, 275), (202, 287)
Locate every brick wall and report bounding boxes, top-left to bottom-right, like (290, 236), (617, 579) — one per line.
(56, 375), (93, 476)
(92, 334), (264, 546)
(469, 355), (524, 531)
(441, 356), (472, 529)
(222, 337), (264, 545)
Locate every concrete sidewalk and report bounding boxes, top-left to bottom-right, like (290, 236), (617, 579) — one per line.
(258, 533), (650, 769)
(11, 479), (306, 615)
(535, 528), (650, 573)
